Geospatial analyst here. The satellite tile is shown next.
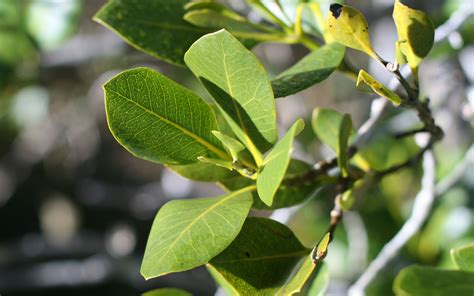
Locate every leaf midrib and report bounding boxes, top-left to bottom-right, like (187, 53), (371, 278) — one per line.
(107, 88), (229, 160)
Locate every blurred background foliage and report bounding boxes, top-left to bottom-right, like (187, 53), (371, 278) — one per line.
(0, 0), (472, 295)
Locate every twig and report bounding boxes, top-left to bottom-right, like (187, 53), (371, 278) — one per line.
(348, 150), (436, 296)
(393, 127), (428, 139)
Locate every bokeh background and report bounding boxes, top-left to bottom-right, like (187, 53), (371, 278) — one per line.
(0, 0), (473, 295)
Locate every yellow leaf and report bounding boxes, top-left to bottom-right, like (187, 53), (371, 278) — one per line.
(327, 4), (377, 59)
(393, 0), (434, 69)
(356, 70), (402, 105)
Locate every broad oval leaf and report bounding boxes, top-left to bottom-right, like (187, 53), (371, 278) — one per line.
(272, 42), (345, 98)
(393, 0), (434, 69)
(394, 265), (474, 296)
(356, 69), (402, 105)
(451, 243), (474, 272)
(104, 67), (229, 165)
(327, 4), (377, 59)
(311, 108), (355, 152)
(142, 288), (192, 296)
(94, 0), (208, 65)
(257, 119), (305, 206)
(212, 131), (245, 162)
(209, 217), (309, 295)
(184, 29), (278, 162)
(220, 159), (324, 210)
(141, 187), (254, 279)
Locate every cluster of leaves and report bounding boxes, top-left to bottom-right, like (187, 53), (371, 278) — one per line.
(394, 243), (474, 295)
(93, 0), (464, 295)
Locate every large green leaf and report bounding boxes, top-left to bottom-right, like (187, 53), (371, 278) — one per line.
(257, 119), (305, 206)
(94, 0), (208, 65)
(104, 67), (229, 165)
(184, 30), (277, 163)
(394, 266), (474, 296)
(142, 288), (191, 296)
(209, 217), (309, 295)
(272, 42), (345, 98)
(393, 0), (434, 69)
(327, 4), (377, 59)
(451, 243), (474, 272)
(141, 186), (254, 279)
(356, 70), (402, 105)
(311, 108), (355, 152)
(220, 159), (324, 210)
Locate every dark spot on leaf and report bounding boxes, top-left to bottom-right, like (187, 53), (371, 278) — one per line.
(245, 251), (250, 258)
(329, 3), (343, 19)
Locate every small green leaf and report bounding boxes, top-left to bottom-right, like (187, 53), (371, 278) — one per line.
(356, 70), (402, 105)
(271, 42), (345, 98)
(393, 0), (434, 69)
(396, 40), (408, 65)
(185, 30), (278, 164)
(198, 156), (234, 170)
(257, 119), (305, 206)
(209, 217), (309, 295)
(327, 4), (377, 59)
(103, 67), (230, 165)
(311, 108), (355, 152)
(394, 265), (474, 296)
(451, 243), (474, 272)
(220, 159), (324, 210)
(337, 113), (352, 177)
(184, 6), (262, 34)
(314, 232), (331, 260)
(94, 0), (208, 65)
(141, 186), (254, 279)
(167, 162), (236, 182)
(142, 288), (192, 296)
(307, 263), (330, 296)
(212, 131), (245, 162)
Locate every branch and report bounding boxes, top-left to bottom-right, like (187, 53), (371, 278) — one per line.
(348, 150), (436, 296)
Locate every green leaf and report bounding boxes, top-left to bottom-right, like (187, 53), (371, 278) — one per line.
(314, 232), (331, 260)
(184, 5), (261, 34)
(311, 108), (355, 152)
(184, 29), (277, 164)
(307, 263), (330, 296)
(271, 42), (345, 98)
(327, 4), (377, 59)
(220, 159), (324, 210)
(94, 0), (208, 65)
(167, 162), (237, 182)
(198, 156), (234, 170)
(337, 113), (352, 177)
(103, 67), (229, 165)
(394, 265), (474, 296)
(212, 131), (245, 162)
(451, 243), (474, 272)
(393, 0), (434, 69)
(209, 217), (309, 295)
(257, 119), (305, 206)
(356, 70), (402, 105)
(141, 186), (254, 279)
(142, 288), (192, 296)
